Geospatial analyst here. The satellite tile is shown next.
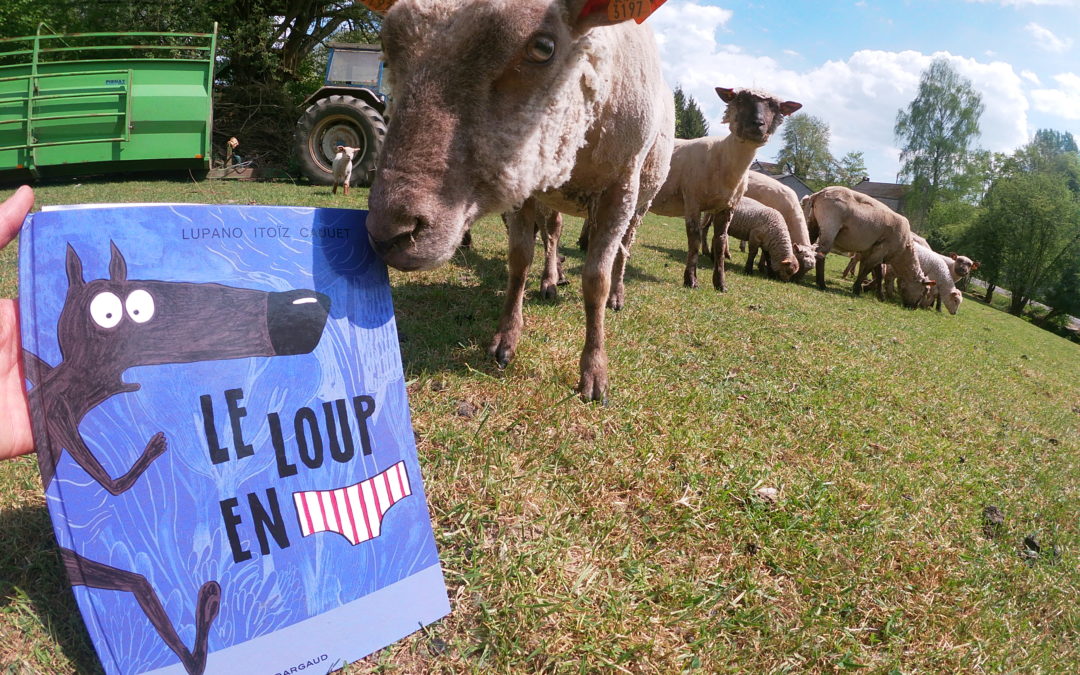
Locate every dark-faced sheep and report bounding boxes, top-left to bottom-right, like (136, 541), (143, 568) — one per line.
(363, 0), (675, 402)
(647, 88), (801, 291)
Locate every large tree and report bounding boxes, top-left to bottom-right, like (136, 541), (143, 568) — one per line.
(830, 151), (868, 187)
(965, 170), (1080, 315)
(673, 86), (709, 139)
(894, 58), (984, 229)
(774, 113), (834, 188)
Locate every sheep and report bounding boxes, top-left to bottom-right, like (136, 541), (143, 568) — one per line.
(646, 88), (802, 291)
(908, 231), (980, 283)
(331, 145), (358, 196)
(723, 197), (800, 281)
(802, 186), (934, 307)
(743, 171), (816, 279)
(362, 0), (676, 402)
(944, 252), (980, 283)
(884, 244), (962, 314)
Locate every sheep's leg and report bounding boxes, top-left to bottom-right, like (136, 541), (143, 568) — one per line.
(683, 211), (703, 288)
(539, 211), (565, 301)
(577, 216), (591, 251)
(841, 254), (858, 279)
(760, 250), (773, 277)
(711, 208), (733, 292)
(813, 221), (840, 290)
(579, 186), (636, 403)
(744, 241), (758, 275)
(488, 202), (538, 367)
(608, 213), (638, 311)
(700, 214), (712, 258)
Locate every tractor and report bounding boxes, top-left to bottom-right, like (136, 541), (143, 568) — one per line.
(294, 43), (388, 188)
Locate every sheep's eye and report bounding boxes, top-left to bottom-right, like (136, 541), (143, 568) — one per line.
(525, 34), (556, 64)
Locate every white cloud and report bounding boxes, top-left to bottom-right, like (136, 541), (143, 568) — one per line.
(1025, 22), (1074, 53)
(1031, 72), (1080, 119)
(1021, 69), (1042, 84)
(651, 3), (1032, 181)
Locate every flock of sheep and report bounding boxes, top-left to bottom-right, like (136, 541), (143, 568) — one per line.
(356, 0), (980, 401)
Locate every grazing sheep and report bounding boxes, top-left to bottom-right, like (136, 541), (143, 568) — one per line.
(647, 88), (801, 291)
(724, 197), (800, 281)
(802, 186), (934, 307)
(363, 0), (675, 402)
(331, 145), (358, 196)
(884, 244), (962, 314)
(743, 171), (816, 279)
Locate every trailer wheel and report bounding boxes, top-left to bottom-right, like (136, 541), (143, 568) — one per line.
(295, 94), (386, 187)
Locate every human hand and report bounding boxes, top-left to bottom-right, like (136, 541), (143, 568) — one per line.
(1, 185), (35, 460)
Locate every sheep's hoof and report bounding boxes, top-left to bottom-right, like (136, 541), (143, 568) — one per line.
(712, 274), (727, 292)
(683, 270), (698, 288)
(607, 285), (625, 311)
(577, 374), (608, 404)
(487, 336), (517, 368)
(540, 282), (558, 301)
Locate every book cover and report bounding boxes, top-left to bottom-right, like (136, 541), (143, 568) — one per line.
(18, 203), (450, 675)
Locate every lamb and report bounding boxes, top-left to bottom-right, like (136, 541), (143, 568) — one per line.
(724, 197), (800, 281)
(802, 186), (934, 307)
(362, 0), (675, 402)
(646, 88), (802, 291)
(944, 252), (979, 283)
(884, 244), (963, 314)
(743, 171), (816, 279)
(331, 145), (358, 196)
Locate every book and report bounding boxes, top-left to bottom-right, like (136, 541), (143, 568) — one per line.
(18, 203), (450, 675)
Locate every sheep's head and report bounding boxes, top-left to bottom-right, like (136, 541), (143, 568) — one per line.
(950, 252), (978, 277)
(718, 87), (801, 146)
(792, 243), (816, 280)
(364, 0), (666, 271)
(943, 288), (963, 315)
(775, 256), (799, 282)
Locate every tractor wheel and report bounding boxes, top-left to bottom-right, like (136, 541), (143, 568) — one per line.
(295, 94), (386, 187)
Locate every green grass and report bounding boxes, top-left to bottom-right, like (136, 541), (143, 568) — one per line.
(1, 178), (1077, 673)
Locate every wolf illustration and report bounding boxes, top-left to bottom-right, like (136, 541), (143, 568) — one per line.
(23, 242), (330, 674)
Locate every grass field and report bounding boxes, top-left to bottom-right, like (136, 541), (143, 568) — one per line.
(1, 177), (1077, 673)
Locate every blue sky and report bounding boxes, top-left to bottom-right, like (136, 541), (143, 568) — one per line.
(648, 0), (1080, 181)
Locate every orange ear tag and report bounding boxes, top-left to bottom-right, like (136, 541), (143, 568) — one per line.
(361, 0), (396, 11)
(607, 0), (668, 24)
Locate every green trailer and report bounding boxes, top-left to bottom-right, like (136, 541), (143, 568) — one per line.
(0, 25), (216, 181)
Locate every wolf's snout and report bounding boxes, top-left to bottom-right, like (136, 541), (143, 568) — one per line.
(267, 290), (331, 355)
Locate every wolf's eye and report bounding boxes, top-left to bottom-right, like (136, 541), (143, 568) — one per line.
(125, 289), (155, 324)
(89, 292), (123, 329)
(525, 33), (556, 64)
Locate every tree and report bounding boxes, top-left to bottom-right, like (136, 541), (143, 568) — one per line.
(673, 86), (708, 139)
(774, 113), (834, 188)
(965, 171), (1080, 315)
(830, 151), (868, 187)
(895, 58), (984, 229)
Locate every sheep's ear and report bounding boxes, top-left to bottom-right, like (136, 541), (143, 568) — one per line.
(65, 244), (84, 289)
(108, 241), (127, 282)
(971, 261), (981, 270)
(925, 280), (937, 288)
(950, 252), (958, 260)
(779, 101), (803, 116)
(359, 0), (397, 13)
(716, 87), (736, 103)
(571, 0), (668, 30)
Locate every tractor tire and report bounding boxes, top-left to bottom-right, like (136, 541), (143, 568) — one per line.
(295, 94), (386, 187)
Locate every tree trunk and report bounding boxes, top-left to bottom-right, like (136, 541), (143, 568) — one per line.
(1009, 293), (1028, 316)
(983, 283), (996, 303)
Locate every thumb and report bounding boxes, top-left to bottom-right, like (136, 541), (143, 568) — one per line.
(0, 186), (35, 250)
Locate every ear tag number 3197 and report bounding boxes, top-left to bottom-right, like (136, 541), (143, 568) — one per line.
(608, 0), (663, 24)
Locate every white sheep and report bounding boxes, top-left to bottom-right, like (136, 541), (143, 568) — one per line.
(802, 186), (934, 307)
(647, 87), (802, 291)
(724, 197), (800, 281)
(743, 171), (816, 279)
(884, 244), (962, 314)
(331, 145), (358, 196)
(363, 0), (675, 402)
(944, 252), (980, 283)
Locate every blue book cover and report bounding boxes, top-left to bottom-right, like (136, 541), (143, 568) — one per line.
(18, 203), (450, 675)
